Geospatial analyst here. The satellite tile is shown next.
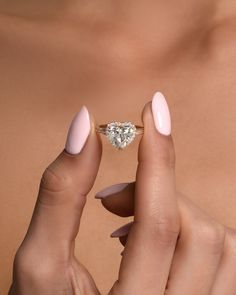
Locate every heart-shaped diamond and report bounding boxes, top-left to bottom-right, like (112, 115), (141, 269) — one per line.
(105, 122), (137, 149)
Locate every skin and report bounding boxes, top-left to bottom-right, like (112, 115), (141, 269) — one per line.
(8, 103), (236, 294)
(0, 0), (236, 293)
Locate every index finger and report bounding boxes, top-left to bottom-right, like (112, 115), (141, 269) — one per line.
(112, 93), (180, 295)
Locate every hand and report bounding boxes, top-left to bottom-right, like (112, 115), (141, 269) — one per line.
(97, 100), (236, 294)
(8, 106), (103, 295)
(9, 94), (236, 295)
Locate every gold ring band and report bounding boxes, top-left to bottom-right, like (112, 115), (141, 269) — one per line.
(96, 124), (144, 135)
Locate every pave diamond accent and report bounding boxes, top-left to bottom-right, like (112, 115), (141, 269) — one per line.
(106, 122), (137, 149)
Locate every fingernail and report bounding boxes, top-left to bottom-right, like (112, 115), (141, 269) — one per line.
(151, 92), (171, 136)
(65, 106), (91, 154)
(111, 222), (133, 238)
(95, 183), (129, 199)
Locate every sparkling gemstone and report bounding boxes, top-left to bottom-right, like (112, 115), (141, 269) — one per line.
(106, 122), (137, 149)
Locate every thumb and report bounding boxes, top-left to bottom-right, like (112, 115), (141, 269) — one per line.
(24, 106), (102, 253)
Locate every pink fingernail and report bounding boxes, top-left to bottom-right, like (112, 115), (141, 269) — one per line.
(151, 92), (171, 136)
(65, 106), (91, 154)
(111, 222), (133, 238)
(95, 183), (129, 199)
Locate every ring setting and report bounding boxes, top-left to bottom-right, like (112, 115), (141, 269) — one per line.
(96, 121), (144, 150)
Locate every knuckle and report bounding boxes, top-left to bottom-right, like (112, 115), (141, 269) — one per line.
(14, 246), (63, 283)
(39, 164), (86, 210)
(225, 228), (236, 253)
(154, 217), (180, 245)
(196, 220), (225, 253)
(13, 247), (37, 279)
(181, 195), (226, 255)
(137, 215), (180, 247)
(40, 164), (73, 194)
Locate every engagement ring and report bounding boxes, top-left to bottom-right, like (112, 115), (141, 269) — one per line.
(96, 122), (144, 150)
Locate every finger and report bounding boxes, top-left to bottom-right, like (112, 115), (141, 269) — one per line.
(108, 190), (227, 294)
(119, 235), (128, 247)
(23, 106), (102, 255)
(111, 222), (132, 247)
(111, 92), (180, 295)
(96, 182), (135, 217)
(166, 194), (225, 295)
(111, 222), (133, 238)
(211, 228), (236, 295)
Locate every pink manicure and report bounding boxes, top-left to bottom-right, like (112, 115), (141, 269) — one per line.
(151, 92), (171, 136)
(65, 106), (91, 154)
(111, 222), (133, 238)
(95, 183), (129, 199)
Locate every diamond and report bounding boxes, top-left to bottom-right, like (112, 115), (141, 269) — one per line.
(105, 122), (137, 149)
